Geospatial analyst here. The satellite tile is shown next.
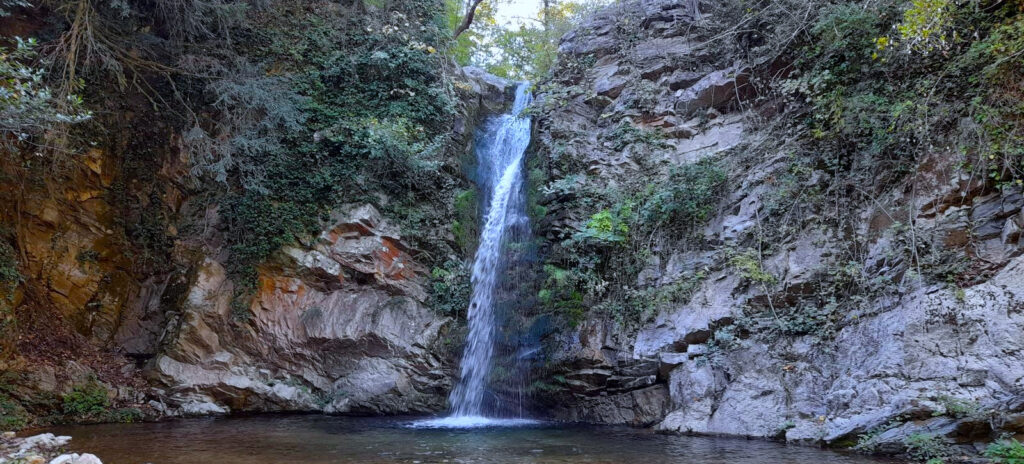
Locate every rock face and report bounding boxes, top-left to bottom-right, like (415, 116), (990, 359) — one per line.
(530, 0), (1024, 448)
(529, 0), (757, 426)
(654, 261), (1024, 442)
(0, 59), (510, 423)
(148, 204), (452, 415)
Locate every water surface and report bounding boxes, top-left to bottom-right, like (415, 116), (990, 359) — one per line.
(43, 415), (901, 464)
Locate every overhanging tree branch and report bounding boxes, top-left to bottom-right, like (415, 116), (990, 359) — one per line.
(453, 0), (485, 38)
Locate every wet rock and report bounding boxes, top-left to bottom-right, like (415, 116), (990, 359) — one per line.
(552, 385), (670, 426)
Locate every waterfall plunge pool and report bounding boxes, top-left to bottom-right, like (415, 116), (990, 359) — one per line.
(39, 414), (903, 463)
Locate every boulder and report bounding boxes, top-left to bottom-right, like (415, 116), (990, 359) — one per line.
(50, 454), (103, 464)
(674, 65), (751, 116)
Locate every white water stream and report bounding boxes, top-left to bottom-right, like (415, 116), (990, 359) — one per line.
(415, 84), (534, 428)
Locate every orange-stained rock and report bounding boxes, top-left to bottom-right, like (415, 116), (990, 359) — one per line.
(149, 204), (451, 415)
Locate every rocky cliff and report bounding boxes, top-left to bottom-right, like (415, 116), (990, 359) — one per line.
(528, 0), (1024, 454)
(0, 0), (513, 427)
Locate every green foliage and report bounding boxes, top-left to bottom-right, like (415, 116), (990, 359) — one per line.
(428, 260), (472, 316)
(0, 37), (91, 152)
(453, 0), (611, 81)
(181, 0), (462, 285)
(0, 233), (20, 360)
(985, 438), (1024, 464)
(538, 264), (588, 326)
(730, 249), (776, 285)
(610, 271), (706, 326)
(853, 416), (907, 452)
(794, 4), (884, 86)
(955, 15), (1024, 186)
(230, 296), (253, 323)
(602, 122), (665, 152)
(577, 204), (632, 245)
(224, 196), (319, 285)
(785, 0), (1024, 193)
(451, 189), (479, 252)
(0, 373), (29, 429)
(62, 381), (110, 418)
(444, 0), (498, 66)
(185, 68), (309, 191)
(932, 395), (982, 419)
(904, 433), (953, 463)
(641, 158), (728, 233)
(0, 393), (28, 429)
(892, 0), (955, 54)
(536, 155), (726, 329)
(58, 379), (142, 424)
(750, 1), (1024, 349)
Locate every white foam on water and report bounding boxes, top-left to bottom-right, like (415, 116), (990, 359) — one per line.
(407, 416), (541, 429)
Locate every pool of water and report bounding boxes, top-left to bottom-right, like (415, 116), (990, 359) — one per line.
(41, 415), (901, 464)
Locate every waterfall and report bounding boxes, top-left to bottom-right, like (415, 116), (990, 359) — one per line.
(413, 83), (535, 428)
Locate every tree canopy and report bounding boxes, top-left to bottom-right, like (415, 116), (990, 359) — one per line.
(446, 0), (610, 82)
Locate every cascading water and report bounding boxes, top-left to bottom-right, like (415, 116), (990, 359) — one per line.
(414, 83), (536, 428)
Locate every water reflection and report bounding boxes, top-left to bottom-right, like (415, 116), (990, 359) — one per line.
(41, 415), (901, 464)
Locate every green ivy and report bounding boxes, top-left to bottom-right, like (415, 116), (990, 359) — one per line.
(641, 158), (727, 234)
(428, 260), (472, 317)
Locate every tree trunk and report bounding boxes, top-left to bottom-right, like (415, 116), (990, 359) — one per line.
(453, 0), (485, 39)
(542, 0), (551, 30)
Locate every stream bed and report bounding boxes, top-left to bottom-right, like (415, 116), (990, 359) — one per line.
(40, 414), (902, 464)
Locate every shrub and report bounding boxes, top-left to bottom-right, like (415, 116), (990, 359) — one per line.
(428, 260), (472, 317)
(0, 37), (91, 153)
(230, 296), (254, 323)
(175, 0), (461, 285)
(538, 264), (589, 326)
(452, 189), (479, 245)
(62, 381), (110, 418)
(641, 158), (727, 234)
(0, 389), (29, 430)
(904, 433), (953, 463)
(184, 64), (309, 192)
(730, 249), (776, 285)
(933, 395), (982, 419)
(602, 122), (665, 152)
(576, 205), (632, 245)
(985, 438), (1024, 464)
(108, 407), (143, 423)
